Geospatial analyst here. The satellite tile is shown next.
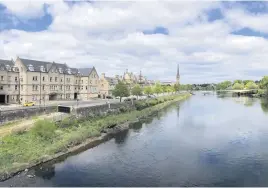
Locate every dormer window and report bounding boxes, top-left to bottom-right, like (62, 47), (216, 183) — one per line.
(6, 65), (11, 71)
(51, 69), (54, 73)
(59, 68), (63, 73)
(67, 68), (71, 74)
(28, 64), (34, 71)
(55, 69), (58, 73)
(40, 66), (45, 72)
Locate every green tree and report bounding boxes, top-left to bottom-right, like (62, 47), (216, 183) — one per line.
(232, 83), (244, 90)
(234, 80), (243, 84)
(260, 76), (268, 90)
(143, 86), (153, 96)
(245, 81), (258, 90)
(131, 84), (142, 99)
(216, 81), (232, 90)
(112, 81), (130, 102)
(166, 86), (174, 93)
(153, 82), (163, 95)
(243, 80), (253, 86)
(173, 83), (180, 92)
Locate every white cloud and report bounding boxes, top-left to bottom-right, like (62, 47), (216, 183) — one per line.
(0, 0), (47, 19)
(1, 1), (268, 84)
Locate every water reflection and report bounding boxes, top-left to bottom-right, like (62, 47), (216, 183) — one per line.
(34, 163), (55, 180)
(114, 129), (129, 144)
(260, 98), (268, 113)
(5, 95), (268, 186)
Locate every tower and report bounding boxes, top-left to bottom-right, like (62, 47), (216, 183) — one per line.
(176, 64), (180, 84)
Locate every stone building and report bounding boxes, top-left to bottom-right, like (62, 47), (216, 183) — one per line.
(117, 69), (149, 87)
(99, 73), (118, 98)
(7, 57), (101, 104)
(0, 59), (20, 104)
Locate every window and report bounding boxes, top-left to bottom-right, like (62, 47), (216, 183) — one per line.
(1, 76), (4, 81)
(55, 77), (58, 82)
(86, 86), (87, 90)
(32, 85), (35, 91)
(43, 77), (45, 81)
(21, 85), (23, 90)
(15, 85), (18, 90)
(90, 80), (92, 84)
(0, 85), (3, 90)
(61, 78), (63, 82)
(8, 84), (10, 88)
(60, 85), (62, 90)
(43, 85), (45, 90)
(15, 77), (18, 81)
(50, 77), (52, 82)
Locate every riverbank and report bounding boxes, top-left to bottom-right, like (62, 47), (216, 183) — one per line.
(0, 93), (190, 182)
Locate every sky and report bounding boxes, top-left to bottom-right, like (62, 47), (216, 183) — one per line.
(1, 1), (268, 84)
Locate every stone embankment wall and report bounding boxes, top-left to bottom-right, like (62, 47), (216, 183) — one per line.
(0, 102), (135, 126)
(0, 106), (57, 125)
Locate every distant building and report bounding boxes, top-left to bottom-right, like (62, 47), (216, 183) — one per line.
(176, 63), (180, 84)
(99, 73), (118, 98)
(118, 69), (149, 87)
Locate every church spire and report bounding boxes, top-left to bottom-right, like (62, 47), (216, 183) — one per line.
(176, 64), (180, 83)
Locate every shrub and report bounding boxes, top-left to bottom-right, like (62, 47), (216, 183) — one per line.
(30, 120), (57, 141)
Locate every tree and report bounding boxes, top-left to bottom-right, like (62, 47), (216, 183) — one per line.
(112, 81), (130, 102)
(173, 83), (180, 92)
(143, 86), (153, 96)
(166, 86), (174, 93)
(233, 80), (243, 84)
(245, 81), (258, 90)
(232, 83), (244, 90)
(131, 84), (142, 99)
(260, 76), (268, 90)
(216, 81), (232, 90)
(243, 80), (253, 86)
(153, 82), (163, 95)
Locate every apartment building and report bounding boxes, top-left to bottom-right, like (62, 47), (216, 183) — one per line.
(4, 57), (101, 105)
(0, 59), (20, 104)
(99, 73), (118, 98)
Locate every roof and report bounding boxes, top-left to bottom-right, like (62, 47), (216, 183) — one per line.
(0, 59), (19, 72)
(78, 68), (93, 76)
(105, 76), (118, 85)
(19, 58), (79, 75)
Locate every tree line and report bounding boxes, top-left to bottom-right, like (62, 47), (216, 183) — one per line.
(112, 81), (180, 102)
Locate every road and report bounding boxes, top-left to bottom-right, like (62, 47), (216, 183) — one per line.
(0, 99), (120, 111)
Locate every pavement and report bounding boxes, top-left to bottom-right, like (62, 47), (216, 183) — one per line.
(0, 98), (120, 111)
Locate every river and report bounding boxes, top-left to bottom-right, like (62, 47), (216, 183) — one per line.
(2, 92), (268, 186)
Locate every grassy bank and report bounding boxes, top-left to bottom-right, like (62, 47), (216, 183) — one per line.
(0, 93), (190, 180)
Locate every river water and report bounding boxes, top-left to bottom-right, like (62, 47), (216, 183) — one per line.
(2, 93), (268, 186)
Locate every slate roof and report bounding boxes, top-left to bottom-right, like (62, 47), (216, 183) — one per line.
(19, 58), (79, 75)
(0, 59), (19, 72)
(105, 76), (118, 85)
(78, 68), (93, 76)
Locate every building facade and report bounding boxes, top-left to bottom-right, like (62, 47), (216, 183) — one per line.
(0, 59), (20, 104)
(116, 69), (149, 87)
(99, 73), (118, 98)
(0, 57), (101, 104)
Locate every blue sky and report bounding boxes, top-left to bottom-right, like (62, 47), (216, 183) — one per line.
(1, 1), (268, 84)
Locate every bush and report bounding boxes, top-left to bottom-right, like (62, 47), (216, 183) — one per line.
(30, 120), (57, 141)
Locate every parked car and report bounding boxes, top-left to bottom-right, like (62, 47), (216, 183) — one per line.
(132, 97), (137, 100)
(124, 98), (131, 102)
(106, 96), (113, 99)
(23, 101), (35, 107)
